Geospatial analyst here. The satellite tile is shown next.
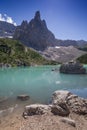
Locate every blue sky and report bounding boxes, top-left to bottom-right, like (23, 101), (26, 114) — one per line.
(0, 0), (87, 40)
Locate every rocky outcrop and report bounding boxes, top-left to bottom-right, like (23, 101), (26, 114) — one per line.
(23, 90), (87, 119)
(23, 104), (51, 118)
(23, 103), (70, 118)
(51, 104), (70, 116)
(52, 90), (87, 115)
(59, 61), (86, 74)
(14, 11), (56, 51)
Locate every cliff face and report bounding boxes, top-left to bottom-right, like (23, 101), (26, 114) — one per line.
(14, 11), (56, 51)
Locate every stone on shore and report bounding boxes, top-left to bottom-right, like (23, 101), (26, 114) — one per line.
(51, 104), (70, 116)
(23, 104), (51, 118)
(23, 90), (87, 119)
(60, 117), (76, 127)
(52, 90), (87, 115)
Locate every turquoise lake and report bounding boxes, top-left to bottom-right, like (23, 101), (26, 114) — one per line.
(0, 65), (87, 106)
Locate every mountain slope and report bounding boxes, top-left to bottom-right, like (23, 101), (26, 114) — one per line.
(77, 54), (87, 64)
(0, 38), (58, 67)
(0, 21), (16, 38)
(13, 11), (56, 51)
(40, 46), (86, 63)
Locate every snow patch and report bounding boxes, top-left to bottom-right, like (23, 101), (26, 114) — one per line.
(55, 46), (61, 49)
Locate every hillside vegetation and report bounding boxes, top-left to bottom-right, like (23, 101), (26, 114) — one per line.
(0, 38), (58, 67)
(77, 54), (87, 64)
(78, 46), (87, 52)
(77, 46), (87, 64)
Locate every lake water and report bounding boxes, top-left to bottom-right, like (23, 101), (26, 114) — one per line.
(0, 65), (87, 108)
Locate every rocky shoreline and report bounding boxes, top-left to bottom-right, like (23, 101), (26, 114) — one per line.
(21, 90), (87, 130)
(23, 90), (87, 118)
(0, 90), (87, 130)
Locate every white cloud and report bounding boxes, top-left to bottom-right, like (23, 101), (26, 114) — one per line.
(0, 13), (17, 26)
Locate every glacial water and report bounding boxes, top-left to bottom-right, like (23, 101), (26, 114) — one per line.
(0, 65), (87, 107)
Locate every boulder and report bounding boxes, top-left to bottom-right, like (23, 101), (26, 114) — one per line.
(17, 95), (30, 101)
(59, 61), (86, 74)
(22, 90), (87, 118)
(52, 90), (87, 115)
(67, 94), (87, 114)
(51, 104), (70, 116)
(23, 104), (51, 117)
(52, 90), (71, 105)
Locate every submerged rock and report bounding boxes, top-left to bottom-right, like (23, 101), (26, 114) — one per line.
(17, 95), (30, 101)
(59, 61), (86, 74)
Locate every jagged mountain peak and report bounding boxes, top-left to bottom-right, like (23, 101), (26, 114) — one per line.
(21, 20), (28, 26)
(14, 11), (56, 50)
(34, 11), (41, 21)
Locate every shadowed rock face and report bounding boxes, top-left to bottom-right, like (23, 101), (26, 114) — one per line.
(14, 11), (56, 51)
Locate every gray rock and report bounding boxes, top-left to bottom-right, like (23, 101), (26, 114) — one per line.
(67, 94), (87, 114)
(60, 117), (76, 127)
(52, 90), (87, 115)
(51, 104), (70, 116)
(59, 61), (86, 74)
(23, 104), (51, 117)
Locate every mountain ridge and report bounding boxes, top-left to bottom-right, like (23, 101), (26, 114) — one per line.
(0, 11), (87, 49)
(0, 11), (87, 63)
(13, 11), (87, 50)
(0, 21), (16, 38)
